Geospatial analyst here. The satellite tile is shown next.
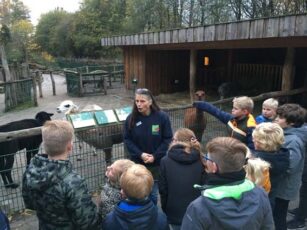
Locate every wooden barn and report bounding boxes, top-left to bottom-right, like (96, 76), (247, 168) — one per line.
(101, 14), (307, 100)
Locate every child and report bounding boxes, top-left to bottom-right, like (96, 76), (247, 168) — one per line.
(273, 103), (307, 230)
(256, 98), (278, 124)
(98, 159), (135, 220)
(103, 164), (169, 230)
(159, 128), (204, 229)
(193, 96), (256, 149)
(181, 137), (274, 229)
(274, 104), (307, 229)
(22, 120), (101, 229)
(251, 122), (289, 209)
(245, 157), (271, 193)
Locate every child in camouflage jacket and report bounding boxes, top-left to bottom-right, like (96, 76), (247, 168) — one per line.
(22, 120), (101, 230)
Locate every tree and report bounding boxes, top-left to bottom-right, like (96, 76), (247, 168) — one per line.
(35, 9), (72, 57)
(0, 23), (12, 81)
(10, 19), (33, 60)
(10, 0), (30, 24)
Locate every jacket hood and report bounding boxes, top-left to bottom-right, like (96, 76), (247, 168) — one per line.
(284, 125), (307, 146)
(293, 125), (307, 146)
(167, 144), (200, 164)
(112, 199), (159, 229)
(252, 147), (289, 175)
(23, 154), (72, 191)
(202, 180), (263, 229)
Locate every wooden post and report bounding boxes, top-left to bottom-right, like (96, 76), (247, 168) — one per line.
(79, 72), (84, 96)
(227, 50), (233, 80)
(36, 71), (43, 98)
(281, 47), (295, 91)
(50, 71), (56, 95)
(32, 75), (38, 106)
(189, 49), (197, 103)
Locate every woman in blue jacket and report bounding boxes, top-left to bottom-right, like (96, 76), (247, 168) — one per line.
(124, 88), (173, 205)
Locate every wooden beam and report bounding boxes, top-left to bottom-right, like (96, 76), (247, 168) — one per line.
(189, 49), (197, 102)
(0, 127), (42, 142)
(281, 47), (295, 91)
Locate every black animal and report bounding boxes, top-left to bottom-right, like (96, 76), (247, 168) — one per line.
(217, 82), (240, 100)
(0, 111), (53, 188)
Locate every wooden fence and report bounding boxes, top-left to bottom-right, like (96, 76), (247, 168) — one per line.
(0, 71), (57, 112)
(0, 78), (34, 112)
(233, 63), (283, 91)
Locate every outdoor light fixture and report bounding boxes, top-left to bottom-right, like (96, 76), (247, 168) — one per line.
(132, 78), (138, 92)
(204, 56), (209, 66)
(132, 78), (138, 84)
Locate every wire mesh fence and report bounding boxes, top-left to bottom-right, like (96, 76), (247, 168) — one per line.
(0, 100), (262, 214)
(64, 64), (124, 97)
(2, 79), (34, 112)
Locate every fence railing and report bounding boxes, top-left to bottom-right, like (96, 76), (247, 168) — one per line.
(64, 64), (124, 97)
(0, 87), (306, 214)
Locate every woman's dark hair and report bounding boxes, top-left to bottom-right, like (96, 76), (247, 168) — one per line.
(128, 88), (160, 129)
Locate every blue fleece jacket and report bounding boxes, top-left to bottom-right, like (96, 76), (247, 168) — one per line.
(124, 110), (173, 166)
(193, 101), (256, 149)
(102, 199), (169, 230)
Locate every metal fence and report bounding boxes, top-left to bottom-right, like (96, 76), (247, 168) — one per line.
(0, 101), (264, 214)
(2, 85), (307, 214)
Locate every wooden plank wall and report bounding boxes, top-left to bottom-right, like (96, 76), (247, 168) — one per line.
(123, 46), (146, 90)
(145, 50), (190, 95)
(102, 14), (307, 47)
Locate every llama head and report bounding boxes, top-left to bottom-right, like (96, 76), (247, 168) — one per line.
(194, 90), (205, 101)
(35, 111), (54, 125)
(56, 100), (79, 114)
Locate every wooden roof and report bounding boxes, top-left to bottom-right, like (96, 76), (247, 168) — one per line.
(101, 14), (307, 49)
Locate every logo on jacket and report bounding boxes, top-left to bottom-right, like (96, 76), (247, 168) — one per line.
(152, 125), (160, 135)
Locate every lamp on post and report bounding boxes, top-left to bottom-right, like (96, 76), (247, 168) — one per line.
(131, 78), (138, 93)
(204, 56), (209, 67)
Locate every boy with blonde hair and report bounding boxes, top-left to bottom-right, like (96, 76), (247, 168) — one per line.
(98, 159), (135, 219)
(194, 96), (256, 149)
(256, 98), (279, 124)
(22, 120), (101, 229)
(251, 122), (289, 211)
(103, 164), (168, 230)
(244, 157), (271, 193)
(182, 137), (274, 229)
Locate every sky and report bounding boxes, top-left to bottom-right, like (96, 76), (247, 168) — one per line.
(21, 0), (81, 25)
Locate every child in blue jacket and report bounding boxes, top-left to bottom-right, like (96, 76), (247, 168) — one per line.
(193, 96), (256, 149)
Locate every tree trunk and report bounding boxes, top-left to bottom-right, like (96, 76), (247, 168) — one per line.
(188, 0), (195, 26)
(0, 44), (11, 81)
